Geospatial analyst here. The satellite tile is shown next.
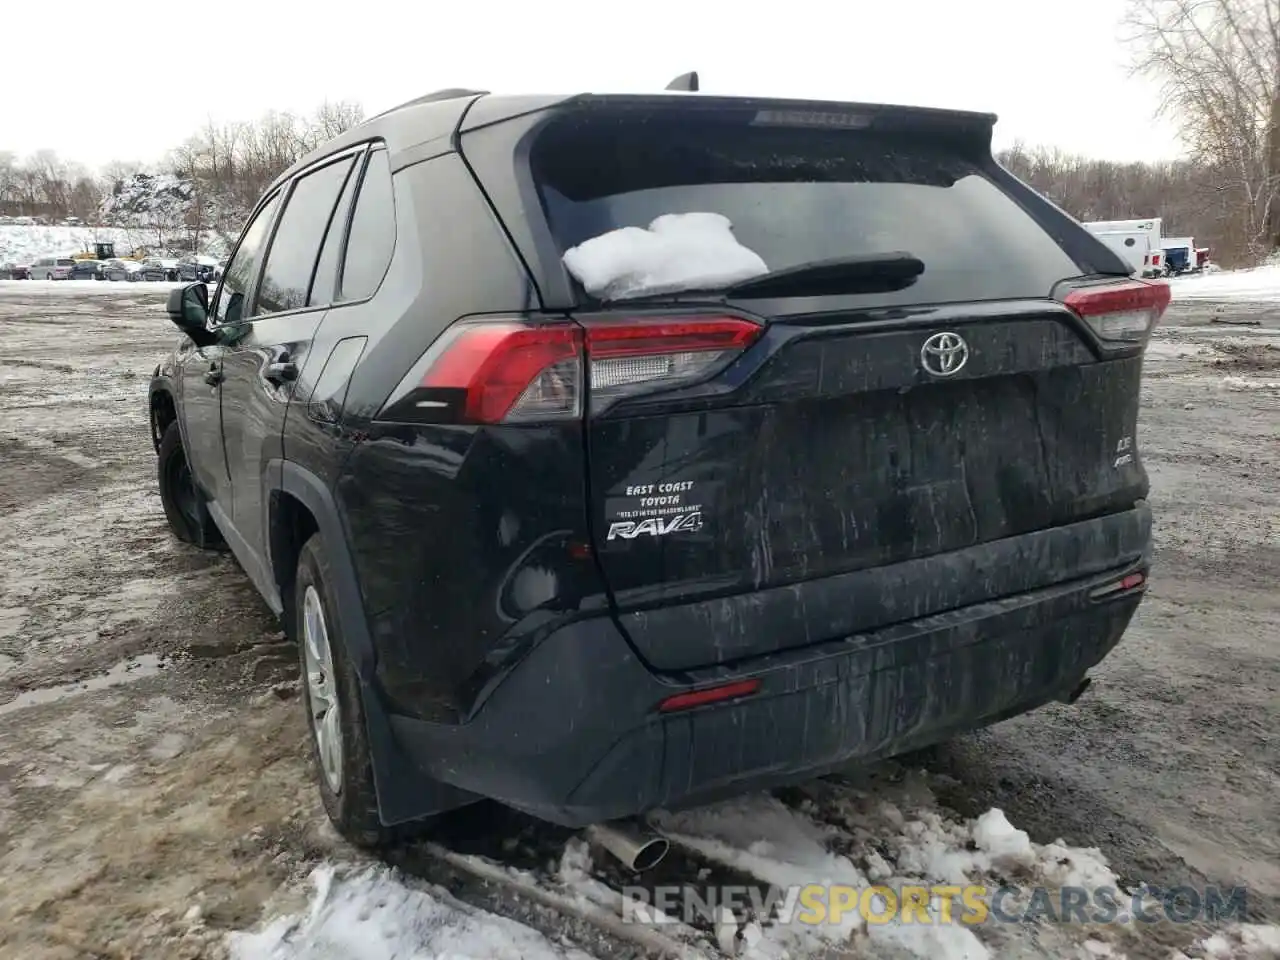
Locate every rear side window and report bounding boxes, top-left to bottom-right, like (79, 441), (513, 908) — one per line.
(531, 116), (1086, 304)
(308, 153), (363, 307)
(338, 149), (395, 303)
(253, 156), (356, 317)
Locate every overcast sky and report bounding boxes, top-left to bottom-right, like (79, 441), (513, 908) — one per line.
(7, 0), (1181, 169)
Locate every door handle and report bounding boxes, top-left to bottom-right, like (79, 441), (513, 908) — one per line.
(265, 361), (298, 384)
(203, 367), (223, 386)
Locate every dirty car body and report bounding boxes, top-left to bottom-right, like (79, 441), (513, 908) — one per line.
(148, 90), (1163, 833)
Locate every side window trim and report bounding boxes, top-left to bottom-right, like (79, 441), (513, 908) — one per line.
(307, 146), (368, 309)
(334, 148), (376, 300)
(210, 187), (282, 328)
(335, 144), (395, 306)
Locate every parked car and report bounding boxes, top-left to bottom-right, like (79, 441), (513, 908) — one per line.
(103, 259), (142, 282)
(69, 259), (104, 280)
(30, 256), (77, 280)
(177, 255), (221, 283)
(139, 259), (181, 281)
(149, 88), (1165, 848)
(0, 262), (31, 279)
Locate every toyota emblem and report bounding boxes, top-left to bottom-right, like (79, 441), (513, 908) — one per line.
(920, 332), (970, 377)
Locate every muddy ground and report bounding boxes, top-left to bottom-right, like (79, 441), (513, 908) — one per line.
(0, 285), (1276, 959)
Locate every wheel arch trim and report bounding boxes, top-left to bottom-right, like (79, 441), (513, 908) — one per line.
(268, 458), (474, 825)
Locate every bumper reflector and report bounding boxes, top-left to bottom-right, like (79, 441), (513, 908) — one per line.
(657, 678), (761, 713)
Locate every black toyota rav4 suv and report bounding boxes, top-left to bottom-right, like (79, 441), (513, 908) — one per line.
(149, 88), (1166, 846)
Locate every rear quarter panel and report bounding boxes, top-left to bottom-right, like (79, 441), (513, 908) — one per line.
(292, 151), (607, 721)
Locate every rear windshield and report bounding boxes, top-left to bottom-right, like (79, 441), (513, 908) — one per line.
(531, 115), (1087, 304)
(57, 259), (76, 266)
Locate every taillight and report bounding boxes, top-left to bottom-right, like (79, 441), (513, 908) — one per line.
(583, 316), (760, 408)
(417, 321), (582, 423)
(1063, 279), (1171, 341)
(381, 314), (761, 425)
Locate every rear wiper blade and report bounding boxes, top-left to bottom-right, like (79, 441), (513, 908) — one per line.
(724, 252), (925, 297)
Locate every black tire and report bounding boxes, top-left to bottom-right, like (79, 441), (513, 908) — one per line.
(294, 534), (408, 848)
(156, 421), (223, 549)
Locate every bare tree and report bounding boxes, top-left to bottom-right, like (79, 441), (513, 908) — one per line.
(310, 100), (365, 143)
(3, 99), (367, 241)
(0, 151), (17, 206)
(1125, 0), (1280, 262)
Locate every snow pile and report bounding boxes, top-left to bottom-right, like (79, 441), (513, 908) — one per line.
(562, 212), (769, 301)
(227, 780), (1280, 960)
(227, 865), (595, 960)
(0, 225), (139, 266)
(1170, 263), (1280, 302)
(654, 793), (996, 959)
(1176, 923), (1280, 959)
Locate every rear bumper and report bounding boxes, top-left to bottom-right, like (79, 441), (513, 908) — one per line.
(385, 508), (1150, 827)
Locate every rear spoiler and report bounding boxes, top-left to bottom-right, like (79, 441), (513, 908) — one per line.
(459, 92), (997, 150)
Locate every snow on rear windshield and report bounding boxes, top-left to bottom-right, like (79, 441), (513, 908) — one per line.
(562, 212), (769, 301)
(533, 118), (1086, 304)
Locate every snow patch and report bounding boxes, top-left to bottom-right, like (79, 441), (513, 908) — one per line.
(562, 212), (768, 301)
(227, 865), (596, 960)
(1178, 923), (1280, 959)
(1221, 375), (1280, 391)
(1170, 262), (1280, 302)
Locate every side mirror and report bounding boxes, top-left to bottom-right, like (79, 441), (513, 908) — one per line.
(166, 283), (215, 345)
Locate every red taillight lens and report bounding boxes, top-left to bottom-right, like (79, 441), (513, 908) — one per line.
(388, 314), (761, 425)
(416, 321), (582, 423)
(1063, 279), (1171, 341)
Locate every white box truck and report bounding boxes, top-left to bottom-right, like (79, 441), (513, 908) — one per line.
(1081, 218), (1165, 277)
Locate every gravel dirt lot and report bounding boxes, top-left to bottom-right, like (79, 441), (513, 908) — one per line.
(0, 283), (1276, 959)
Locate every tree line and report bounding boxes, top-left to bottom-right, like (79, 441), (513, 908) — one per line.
(3, 0), (1279, 268)
(0, 101), (366, 249)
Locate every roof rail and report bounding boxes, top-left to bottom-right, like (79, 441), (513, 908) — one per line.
(369, 88), (488, 121)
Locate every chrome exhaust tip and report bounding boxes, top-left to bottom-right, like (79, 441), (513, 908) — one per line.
(585, 821), (670, 872)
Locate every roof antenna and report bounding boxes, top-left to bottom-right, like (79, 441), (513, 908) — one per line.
(665, 71), (699, 92)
